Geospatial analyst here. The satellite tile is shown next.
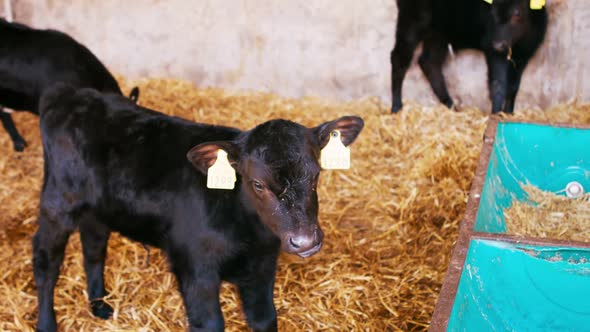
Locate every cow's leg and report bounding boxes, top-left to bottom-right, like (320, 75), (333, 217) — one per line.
(236, 255), (279, 332)
(503, 60), (527, 114)
(33, 210), (74, 332)
(0, 108), (27, 151)
(418, 36), (454, 109)
(486, 53), (511, 114)
(390, 4), (430, 113)
(79, 218), (112, 319)
(169, 250), (224, 332)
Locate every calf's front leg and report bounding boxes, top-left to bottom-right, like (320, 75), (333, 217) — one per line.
(169, 252), (224, 332)
(485, 54), (510, 114)
(237, 271), (278, 332)
(503, 59), (528, 114)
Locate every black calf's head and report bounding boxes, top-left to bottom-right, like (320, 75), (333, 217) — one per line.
(489, 0), (539, 53)
(188, 116), (364, 258)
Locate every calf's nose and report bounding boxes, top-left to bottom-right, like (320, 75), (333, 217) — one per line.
(289, 235), (314, 250)
(285, 228), (324, 258)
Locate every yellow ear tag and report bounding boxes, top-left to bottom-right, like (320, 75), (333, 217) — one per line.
(530, 0), (545, 9)
(320, 130), (350, 170)
(483, 0), (492, 4)
(206, 149), (236, 190)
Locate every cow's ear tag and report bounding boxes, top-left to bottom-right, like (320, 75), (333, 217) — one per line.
(483, 0), (492, 4)
(207, 149), (236, 190)
(320, 130), (350, 170)
(530, 0), (545, 9)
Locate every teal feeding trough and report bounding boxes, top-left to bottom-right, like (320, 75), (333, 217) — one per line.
(430, 119), (590, 332)
(446, 239), (590, 332)
(475, 121), (590, 234)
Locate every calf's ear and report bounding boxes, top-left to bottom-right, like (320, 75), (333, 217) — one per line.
(313, 116), (364, 148)
(187, 141), (240, 174)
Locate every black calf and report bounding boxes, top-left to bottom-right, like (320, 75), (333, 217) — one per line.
(390, 0), (547, 114)
(33, 84), (364, 332)
(0, 19), (139, 151)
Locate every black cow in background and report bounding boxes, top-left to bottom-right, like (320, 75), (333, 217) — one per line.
(390, 0), (548, 114)
(0, 18), (139, 151)
(33, 84), (364, 332)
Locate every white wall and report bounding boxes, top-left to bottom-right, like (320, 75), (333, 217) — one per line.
(11, 0), (590, 110)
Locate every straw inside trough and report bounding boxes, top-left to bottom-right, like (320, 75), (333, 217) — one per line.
(1, 77), (589, 331)
(505, 185), (590, 243)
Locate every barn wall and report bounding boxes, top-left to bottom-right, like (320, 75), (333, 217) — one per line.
(8, 0), (590, 110)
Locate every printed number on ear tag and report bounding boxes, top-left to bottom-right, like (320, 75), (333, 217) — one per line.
(529, 0), (545, 9)
(207, 149), (236, 190)
(320, 130), (350, 170)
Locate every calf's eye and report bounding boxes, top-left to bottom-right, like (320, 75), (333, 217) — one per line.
(252, 180), (264, 192)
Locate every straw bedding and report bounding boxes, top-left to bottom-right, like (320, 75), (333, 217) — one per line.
(505, 185), (590, 243)
(1, 77), (589, 331)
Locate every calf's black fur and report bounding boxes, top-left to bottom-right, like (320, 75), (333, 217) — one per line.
(0, 19), (139, 151)
(390, 0), (547, 114)
(33, 84), (364, 332)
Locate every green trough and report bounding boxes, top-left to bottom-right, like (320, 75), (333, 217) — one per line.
(475, 122), (590, 233)
(431, 121), (590, 332)
(447, 239), (590, 332)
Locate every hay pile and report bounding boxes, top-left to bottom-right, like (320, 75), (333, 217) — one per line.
(505, 185), (590, 242)
(0, 78), (589, 331)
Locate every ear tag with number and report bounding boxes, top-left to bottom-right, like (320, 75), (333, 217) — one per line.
(320, 130), (350, 170)
(207, 149), (236, 190)
(530, 0), (545, 9)
(483, 0), (492, 4)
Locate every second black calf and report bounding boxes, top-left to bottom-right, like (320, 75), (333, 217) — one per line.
(390, 0), (547, 114)
(0, 19), (138, 151)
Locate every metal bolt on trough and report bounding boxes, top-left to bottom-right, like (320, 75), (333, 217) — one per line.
(565, 181), (584, 198)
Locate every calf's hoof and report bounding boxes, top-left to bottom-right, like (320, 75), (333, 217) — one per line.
(189, 319), (224, 332)
(391, 103), (403, 114)
(90, 299), (113, 319)
(442, 99), (455, 111)
(250, 318), (278, 332)
(13, 138), (27, 152)
(36, 320), (57, 332)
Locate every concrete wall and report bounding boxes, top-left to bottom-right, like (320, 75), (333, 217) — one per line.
(6, 0), (590, 110)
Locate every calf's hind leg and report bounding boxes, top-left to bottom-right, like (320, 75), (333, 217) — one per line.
(390, 27), (422, 113)
(0, 108), (27, 151)
(79, 218), (113, 319)
(33, 210), (75, 332)
(390, 0), (431, 113)
(418, 36), (454, 110)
